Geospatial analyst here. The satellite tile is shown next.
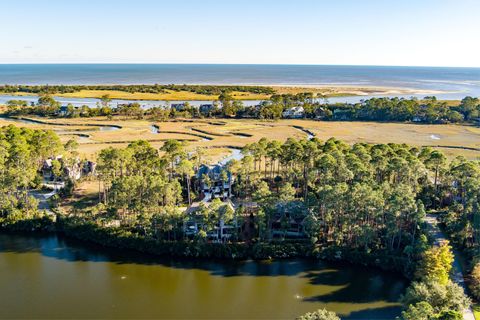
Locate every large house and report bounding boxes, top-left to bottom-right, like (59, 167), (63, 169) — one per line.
(184, 163), (236, 241)
(42, 157), (96, 182)
(196, 164), (233, 199)
(184, 199), (237, 241)
(270, 201), (309, 239)
(282, 106), (304, 119)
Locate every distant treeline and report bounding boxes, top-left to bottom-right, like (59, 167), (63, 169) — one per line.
(0, 84), (276, 95)
(322, 96), (480, 123)
(3, 92), (480, 124)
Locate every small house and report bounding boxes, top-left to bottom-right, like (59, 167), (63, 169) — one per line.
(59, 106), (69, 116)
(282, 106), (305, 119)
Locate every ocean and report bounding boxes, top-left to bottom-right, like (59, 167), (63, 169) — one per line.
(0, 64), (479, 105)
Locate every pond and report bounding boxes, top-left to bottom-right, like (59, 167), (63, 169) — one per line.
(0, 232), (407, 319)
(219, 148), (244, 165)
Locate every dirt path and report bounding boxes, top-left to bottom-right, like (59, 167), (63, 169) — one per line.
(425, 214), (475, 320)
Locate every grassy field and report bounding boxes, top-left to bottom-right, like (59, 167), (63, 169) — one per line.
(0, 87), (337, 101)
(1, 116), (479, 161)
(58, 89), (271, 101)
(0, 84), (443, 101)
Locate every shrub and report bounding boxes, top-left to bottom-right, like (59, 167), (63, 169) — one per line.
(401, 301), (435, 320)
(469, 262), (480, 300)
(401, 279), (470, 315)
(415, 243), (453, 285)
(297, 308), (340, 320)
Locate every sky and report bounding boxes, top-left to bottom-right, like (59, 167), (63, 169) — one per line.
(1, 0), (480, 67)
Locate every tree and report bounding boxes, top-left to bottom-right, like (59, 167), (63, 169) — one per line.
(278, 182), (295, 202)
(401, 279), (470, 315)
(64, 139), (79, 152)
(100, 94), (111, 108)
(0, 126), (65, 224)
(37, 94), (60, 116)
(177, 159), (194, 205)
(253, 181), (272, 206)
(6, 99), (28, 113)
(458, 96), (479, 120)
(51, 159), (62, 189)
(297, 309), (340, 320)
(436, 310), (463, 320)
(401, 301), (435, 320)
(469, 262), (480, 300)
(160, 139), (185, 180)
(426, 150), (447, 207)
(219, 92), (233, 116)
(415, 242), (454, 285)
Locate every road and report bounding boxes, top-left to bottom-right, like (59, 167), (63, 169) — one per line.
(29, 189), (57, 215)
(425, 214), (475, 320)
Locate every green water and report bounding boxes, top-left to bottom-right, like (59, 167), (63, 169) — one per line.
(0, 233), (407, 319)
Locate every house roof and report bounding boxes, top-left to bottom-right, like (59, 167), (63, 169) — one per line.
(197, 164), (232, 180)
(273, 200), (308, 219)
(185, 199), (235, 215)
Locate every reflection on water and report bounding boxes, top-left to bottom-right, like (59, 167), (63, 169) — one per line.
(0, 232), (407, 319)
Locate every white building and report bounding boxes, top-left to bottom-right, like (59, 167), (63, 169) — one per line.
(282, 106), (304, 118)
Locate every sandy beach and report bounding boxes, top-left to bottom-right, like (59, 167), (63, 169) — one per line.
(269, 84), (446, 97)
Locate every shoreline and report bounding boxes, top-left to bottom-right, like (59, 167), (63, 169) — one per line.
(268, 84), (446, 97)
(0, 220), (413, 278)
(0, 84), (448, 101)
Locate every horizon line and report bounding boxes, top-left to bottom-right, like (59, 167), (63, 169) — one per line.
(0, 62), (479, 69)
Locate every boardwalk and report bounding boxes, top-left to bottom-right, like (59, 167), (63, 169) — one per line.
(425, 214), (475, 320)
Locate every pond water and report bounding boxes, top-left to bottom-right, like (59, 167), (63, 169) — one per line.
(219, 148), (244, 165)
(98, 125), (121, 132)
(0, 232), (408, 319)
